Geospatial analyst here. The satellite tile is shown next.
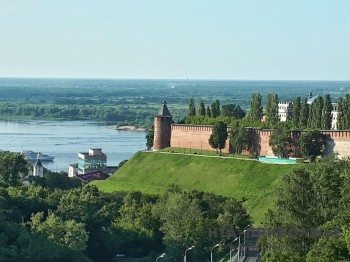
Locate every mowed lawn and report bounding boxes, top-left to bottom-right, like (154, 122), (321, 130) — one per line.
(92, 151), (295, 224)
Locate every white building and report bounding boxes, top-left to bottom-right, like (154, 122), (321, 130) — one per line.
(331, 103), (339, 130)
(68, 163), (78, 177)
(33, 158), (44, 177)
(278, 101), (293, 122)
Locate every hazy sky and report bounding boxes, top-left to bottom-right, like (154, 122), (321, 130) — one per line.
(0, 0), (349, 80)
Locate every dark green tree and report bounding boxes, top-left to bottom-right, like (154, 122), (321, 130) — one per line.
(321, 94), (333, 130)
(221, 104), (246, 118)
(206, 106), (211, 117)
(209, 121), (228, 154)
(229, 123), (251, 154)
(269, 127), (292, 158)
(199, 100), (206, 116)
(337, 97), (344, 130)
(299, 130), (326, 159)
(188, 97), (196, 117)
(211, 100), (221, 118)
(112, 192), (162, 257)
(299, 98), (309, 129)
(292, 97), (301, 128)
(259, 158), (350, 261)
(308, 96), (323, 129)
(34, 171), (82, 190)
(259, 167), (320, 261)
(0, 151), (28, 187)
(145, 125), (154, 150)
(338, 95), (350, 129)
(265, 93), (279, 127)
(247, 93), (263, 123)
(30, 212), (89, 253)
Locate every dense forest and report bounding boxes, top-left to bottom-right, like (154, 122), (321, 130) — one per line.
(0, 151), (251, 262)
(258, 156), (350, 261)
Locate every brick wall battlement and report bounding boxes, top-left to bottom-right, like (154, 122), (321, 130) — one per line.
(168, 124), (350, 158)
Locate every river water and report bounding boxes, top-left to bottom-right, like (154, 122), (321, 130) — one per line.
(0, 120), (146, 172)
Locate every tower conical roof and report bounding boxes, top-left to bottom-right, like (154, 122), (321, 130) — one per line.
(158, 100), (171, 116)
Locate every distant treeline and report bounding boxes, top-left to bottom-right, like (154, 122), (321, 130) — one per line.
(0, 103), (162, 127)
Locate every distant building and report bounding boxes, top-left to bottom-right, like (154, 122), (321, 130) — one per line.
(276, 91), (340, 129)
(33, 158), (44, 177)
(68, 148), (118, 178)
(331, 102), (339, 130)
(278, 101), (293, 122)
(78, 148), (107, 174)
(68, 163), (78, 177)
(76, 170), (110, 184)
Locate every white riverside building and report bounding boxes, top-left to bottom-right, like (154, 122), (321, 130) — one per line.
(68, 148), (118, 177)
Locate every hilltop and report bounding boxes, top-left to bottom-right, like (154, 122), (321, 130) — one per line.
(93, 151), (295, 223)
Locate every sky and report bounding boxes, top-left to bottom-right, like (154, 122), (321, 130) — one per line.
(0, 0), (349, 80)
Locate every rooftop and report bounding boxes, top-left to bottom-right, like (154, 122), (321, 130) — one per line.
(157, 100), (171, 117)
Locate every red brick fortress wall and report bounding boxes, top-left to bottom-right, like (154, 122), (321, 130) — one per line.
(321, 130), (350, 158)
(170, 124), (230, 153)
(168, 124), (350, 158)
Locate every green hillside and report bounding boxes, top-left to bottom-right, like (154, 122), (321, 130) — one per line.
(93, 152), (295, 224)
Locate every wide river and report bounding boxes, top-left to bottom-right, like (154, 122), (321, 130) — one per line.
(0, 120), (146, 172)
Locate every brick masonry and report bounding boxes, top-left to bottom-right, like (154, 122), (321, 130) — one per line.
(167, 124), (350, 158)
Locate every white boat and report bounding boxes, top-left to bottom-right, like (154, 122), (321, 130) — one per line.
(21, 150), (55, 161)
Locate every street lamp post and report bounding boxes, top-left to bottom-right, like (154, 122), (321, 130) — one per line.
(238, 224), (252, 262)
(211, 243), (220, 262)
(238, 229), (248, 262)
(184, 245), (195, 262)
(156, 253), (166, 262)
(230, 237), (238, 262)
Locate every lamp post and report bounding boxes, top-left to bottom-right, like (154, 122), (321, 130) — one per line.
(230, 237), (238, 262)
(156, 253), (166, 262)
(184, 245), (195, 262)
(238, 230), (245, 262)
(238, 224), (252, 262)
(211, 243), (220, 262)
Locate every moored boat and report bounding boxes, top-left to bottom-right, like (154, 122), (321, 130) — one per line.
(21, 150), (55, 161)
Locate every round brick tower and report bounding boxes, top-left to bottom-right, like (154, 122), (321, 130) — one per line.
(153, 100), (172, 151)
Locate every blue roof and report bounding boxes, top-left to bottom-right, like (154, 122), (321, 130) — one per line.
(307, 95), (319, 105)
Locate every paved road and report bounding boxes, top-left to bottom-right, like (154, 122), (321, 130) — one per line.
(242, 236), (259, 262)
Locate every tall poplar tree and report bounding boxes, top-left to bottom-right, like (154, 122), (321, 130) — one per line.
(211, 100), (220, 118)
(199, 100), (206, 116)
(188, 97), (196, 117)
(342, 95), (350, 129)
(247, 93), (263, 123)
(308, 96), (323, 129)
(229, 123), (251, 154)
(206, 106), (211, 117)
(321, 95), (333, 130)
(299, 98), (309, 129)
(337, 97), (344, 130)
(265, 93), (279, 127)
(292, 97), (301, 128)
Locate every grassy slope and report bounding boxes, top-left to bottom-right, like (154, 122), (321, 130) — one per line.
(93, 152), (294, 224)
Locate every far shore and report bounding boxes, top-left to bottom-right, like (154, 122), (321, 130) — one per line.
(107, 125), (146, 131)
